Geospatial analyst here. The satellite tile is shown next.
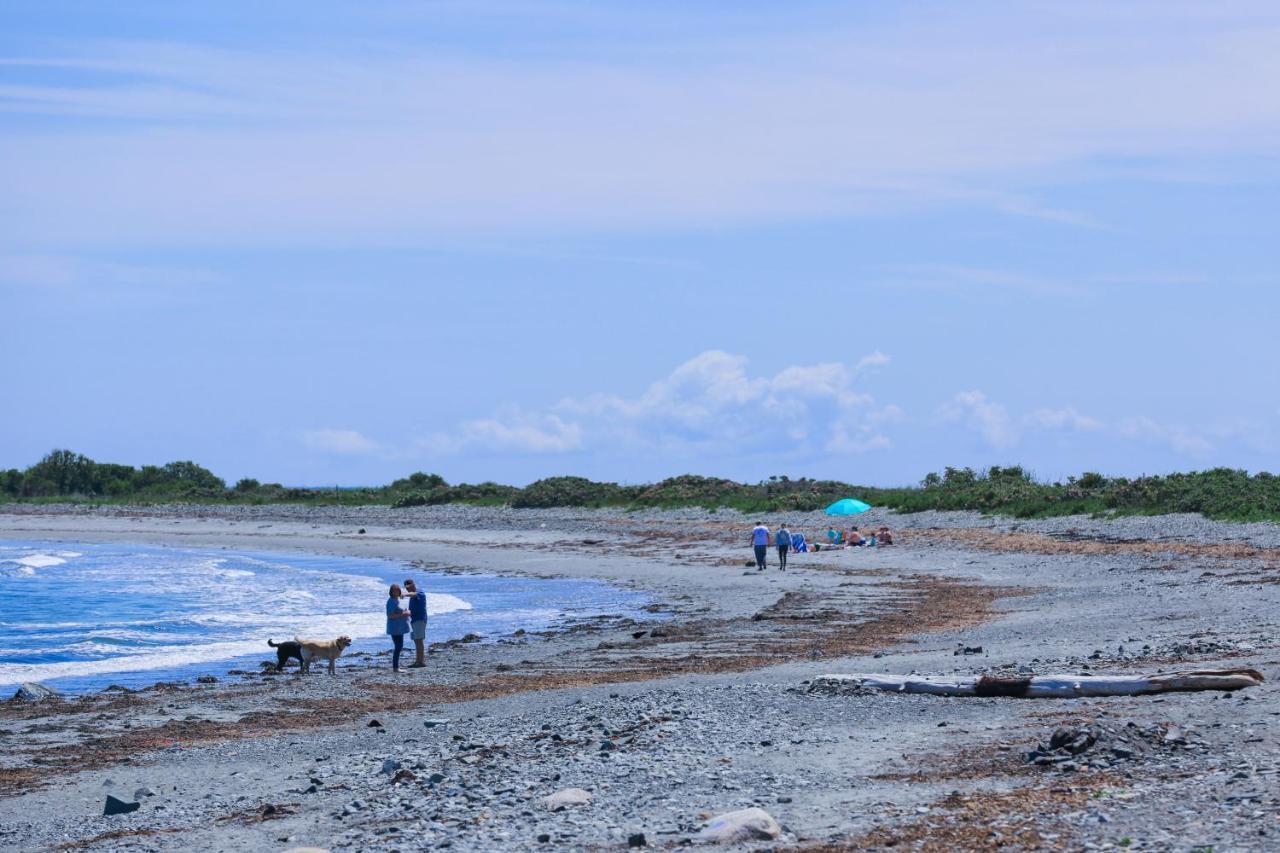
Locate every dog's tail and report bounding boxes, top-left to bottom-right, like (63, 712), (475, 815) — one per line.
(268, 638), (279, 647)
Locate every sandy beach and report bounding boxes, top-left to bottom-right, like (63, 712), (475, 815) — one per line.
(1, 504), (1277, 851)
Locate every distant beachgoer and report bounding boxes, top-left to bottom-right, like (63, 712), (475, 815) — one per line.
(751, 521), (771, 571)
(848, 528), (864, 547)
(404, 578), (428, 668)
(386, 584), (411, 672)
(827, 527), (843, 546)
(878, 526), (894, 545)
(775, 524), (792, 570)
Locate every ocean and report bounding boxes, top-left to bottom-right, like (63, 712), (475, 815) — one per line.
(0, 539), (654, 694)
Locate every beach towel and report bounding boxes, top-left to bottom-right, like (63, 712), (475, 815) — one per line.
(792, 533), (808, 553)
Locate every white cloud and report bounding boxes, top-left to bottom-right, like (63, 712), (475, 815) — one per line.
(941, 390), (1019, 449)
(1026, 406), (1105, 432)
(302, 428), (379, 455)
(1117, 417), (1214, 457)
(5, 5), (1280, 248)
(426, 350), (898, 457)
(0, 253), (220, 288)
(436, 410), (584, 454)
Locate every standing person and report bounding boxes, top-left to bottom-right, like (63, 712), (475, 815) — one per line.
(385, 584), (411, 672)
(404, 578), (428, 668)
(775, 523), (792, 571)
(751, 521), (771, 571)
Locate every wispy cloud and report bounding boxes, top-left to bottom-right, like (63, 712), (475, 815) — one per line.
(302, 429), (379, 455)
(0, 253), (220, 288)
(5, 4), (1280, 248)
(944, 391), (1217, 459)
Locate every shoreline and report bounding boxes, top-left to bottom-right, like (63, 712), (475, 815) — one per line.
(1, 505), (1278, 851)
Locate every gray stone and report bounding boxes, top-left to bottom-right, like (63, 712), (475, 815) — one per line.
(543, 788), (592, 811)
(12, 682), (60, 702)
(103, 795), (140, 816)
(696, 807), (781, 843)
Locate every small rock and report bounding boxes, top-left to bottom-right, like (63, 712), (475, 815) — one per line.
(380, 759), (401, 774)
(543, 788), (593, 811)
(423, 719), (450, 728)
(367, 719), (383, 728)
(104, 795), (140, 816)
(696, 807), (781, 843)
(133, 787), (157, 799)
(428, 772), (446, 785)
(357, 528), (366, 534)
(461, 633), (484, 643)
(195, 675), (218, 684)
(628, 832), (647, 847)
(536, 834), (551, 844)
(600, 740), (616, 752)
(391, 769), (416, 784)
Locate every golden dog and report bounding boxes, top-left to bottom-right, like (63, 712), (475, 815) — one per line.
(295, 635), (353, 674)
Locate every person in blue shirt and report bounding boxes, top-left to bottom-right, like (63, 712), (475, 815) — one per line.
(750, 522), (771, 571)
(404, 578), (428, 668)
(774, 523), (792, 570)
(385, 583), (411, 672)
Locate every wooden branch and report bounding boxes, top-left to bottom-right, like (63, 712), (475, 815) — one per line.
(810, 667), (1264, 698)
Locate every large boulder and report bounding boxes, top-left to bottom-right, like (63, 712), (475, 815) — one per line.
(696, 807), (781, 843)
(12, 682), (60, 702)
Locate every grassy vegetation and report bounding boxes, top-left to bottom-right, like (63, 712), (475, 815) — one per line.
(3, 451), (1279, 523)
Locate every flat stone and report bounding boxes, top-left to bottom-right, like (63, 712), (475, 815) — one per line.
(696, 807), (781, 843)
(543, 788), (593, 811)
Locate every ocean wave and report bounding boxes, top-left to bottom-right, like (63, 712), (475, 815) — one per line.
(0, 552), (71, 576)
(0, 609), (392, 687)
(426, 592), (473, 616)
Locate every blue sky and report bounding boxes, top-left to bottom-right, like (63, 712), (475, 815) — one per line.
(3, 1), (1278, 487)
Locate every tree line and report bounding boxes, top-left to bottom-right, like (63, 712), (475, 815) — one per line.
(3, 450), (1277, 522)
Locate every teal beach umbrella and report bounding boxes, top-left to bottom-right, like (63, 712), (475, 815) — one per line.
(825, 498), (872, 516)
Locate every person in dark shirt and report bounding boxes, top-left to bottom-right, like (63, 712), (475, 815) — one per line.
(404, 578), (428, 668)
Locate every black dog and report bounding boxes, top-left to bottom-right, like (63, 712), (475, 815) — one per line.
(267, 638), (304, 672)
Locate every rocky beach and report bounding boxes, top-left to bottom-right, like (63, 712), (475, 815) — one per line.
(0, 504), (1277, 851)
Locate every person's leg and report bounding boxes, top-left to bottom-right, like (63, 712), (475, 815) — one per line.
(392, 633), (403, 671)
(411, 620), (426, 666)
(754, 544), (766, 570)
(777, 545), (787, 570)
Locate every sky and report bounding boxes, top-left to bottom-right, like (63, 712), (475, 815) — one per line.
(2, 1), (1278, 488)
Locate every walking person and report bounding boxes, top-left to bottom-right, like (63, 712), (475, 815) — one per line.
(385, 583), (411, 672)
(751, 521), (771, 571)
(775, 522), (792, 571)
(404, 578), (428, 668)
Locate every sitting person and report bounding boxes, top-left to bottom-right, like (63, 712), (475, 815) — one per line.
(877, 526), (894, 545)
(847, 527), (864, 546)
(826, 527), (844, 546)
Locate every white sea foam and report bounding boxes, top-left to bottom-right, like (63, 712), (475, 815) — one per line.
(14, 553), (68, 569)
(0, 609), (392, 687)
(426, 592), (473, 615)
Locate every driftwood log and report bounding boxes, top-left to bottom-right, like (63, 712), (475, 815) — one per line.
(811, 668), (1264, 698)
